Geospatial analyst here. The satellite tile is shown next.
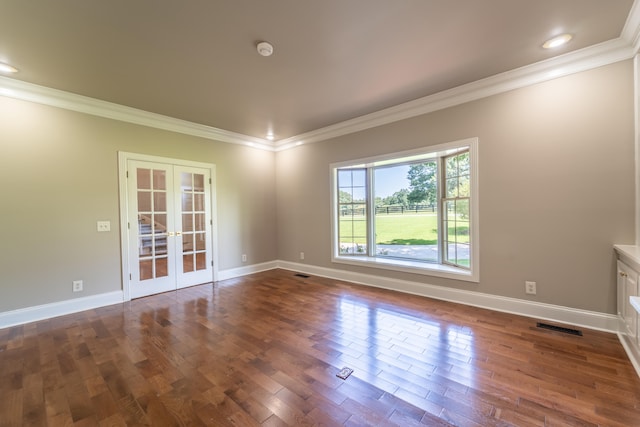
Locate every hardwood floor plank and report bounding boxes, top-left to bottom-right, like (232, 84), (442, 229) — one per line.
(1, 269), (639, 425)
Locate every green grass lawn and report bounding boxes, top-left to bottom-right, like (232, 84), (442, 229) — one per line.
(339, 213), (469, 245)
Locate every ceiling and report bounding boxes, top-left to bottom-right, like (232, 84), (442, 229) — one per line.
(0, 0), (636, 144)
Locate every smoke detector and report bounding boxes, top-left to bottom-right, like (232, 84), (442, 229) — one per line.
(257, 41), (274, 57)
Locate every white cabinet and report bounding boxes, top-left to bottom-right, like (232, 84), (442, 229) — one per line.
(618, 260), (638, 340)
(614, 245), (640, 376)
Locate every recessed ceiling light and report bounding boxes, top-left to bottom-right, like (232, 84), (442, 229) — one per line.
(543, 34), (572, 49)
(266, 133), (275, 141)
(0, 62), (18, 73)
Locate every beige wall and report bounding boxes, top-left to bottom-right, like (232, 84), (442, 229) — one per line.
(0, 97), (277, 312)
(0, 60), (635, 316)
(276, 60), (635, 314)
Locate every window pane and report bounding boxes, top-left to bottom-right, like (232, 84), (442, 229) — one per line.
(351, 169), (366, 186)
(351, 187), (366, 202)
(337, 168), (368, 255)
(446, 156), (458, 178)
(374, 163), (437, 262)
(458, 152), (470, 174)
(181, 173), (193, 191)
(442, 149), (472, 269)
(458, 174), (470, 197)
(338, 169), (353, 187)
(443, 198), (470, 268)
(333, 144), (474, 277)
(338, 203), (367, 255)
(446, 178), (458, 198)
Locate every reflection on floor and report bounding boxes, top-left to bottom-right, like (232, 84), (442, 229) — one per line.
(0, 269), (638, 425)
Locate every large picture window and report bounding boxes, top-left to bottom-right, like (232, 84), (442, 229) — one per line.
(331, 138), (478, 282)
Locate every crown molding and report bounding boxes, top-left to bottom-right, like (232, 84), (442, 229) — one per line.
(1, 8), (639, 154)
(0, 76), (274, 150)
(274, 37), (635, 151)
(623, 0), (640, 54)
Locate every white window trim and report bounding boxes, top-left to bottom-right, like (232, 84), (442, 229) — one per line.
(330, 137), (479, 283)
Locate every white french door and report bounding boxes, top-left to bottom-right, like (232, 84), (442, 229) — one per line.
(124, 158), (214, 299)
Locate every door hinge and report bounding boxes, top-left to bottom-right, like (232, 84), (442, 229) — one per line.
(129, 273), (132, 280)
(126, 171), (129, 178)
(128, 222), (130, 229)
(211, 260), (213, 266)
(209, 178), (212, 184)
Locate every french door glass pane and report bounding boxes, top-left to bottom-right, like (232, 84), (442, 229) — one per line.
(182, 214), (193, 232)
(195, 233), (206, 251)
(137, 168), (169, 280)
(137, 169), (151, 189)
(195, 253), (206, 270)
(154, 192), (166, 211)
(180, 172), (207, 273)
(183, 254), (194, 272)
(182, 234), (193, 253)
(194, 213), (205, 231)
(194, 174), (205, 191)
(153, 170), (166, 190)
(137, 192), (151, 211)
(182, 193), (193, 211)
(194, 194), (204, 211)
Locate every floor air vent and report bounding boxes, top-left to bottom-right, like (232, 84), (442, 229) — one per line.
(536, 322), (583, 336)
(294, 273), (310, 278)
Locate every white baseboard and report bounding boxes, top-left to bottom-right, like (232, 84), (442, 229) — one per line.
(618, 331), (640, 378)
(0, 291), (123, 330)
(217, 261), (279, 281)
(276, 260), (620, 333)
(0, 260), (620, 338)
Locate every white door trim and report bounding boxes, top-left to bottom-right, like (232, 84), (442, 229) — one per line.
(118, 151), (219, 301)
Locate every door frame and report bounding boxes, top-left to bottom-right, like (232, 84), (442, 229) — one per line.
(118, 151), (219, 301)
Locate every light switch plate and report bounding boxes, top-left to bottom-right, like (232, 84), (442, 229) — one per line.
(97, 221), (111, 232)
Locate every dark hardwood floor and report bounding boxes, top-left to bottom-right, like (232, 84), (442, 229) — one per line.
(1, 269), (640, 426)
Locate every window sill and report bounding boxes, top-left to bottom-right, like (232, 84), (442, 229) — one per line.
(332, 255), (478, 283)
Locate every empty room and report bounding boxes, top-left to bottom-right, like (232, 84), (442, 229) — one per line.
(2, 1), (640, 425)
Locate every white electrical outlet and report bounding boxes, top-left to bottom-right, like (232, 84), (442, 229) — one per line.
(300, 252), (305, 260)
(72, 280), (83, 292)
(525, 281), (537, 295)
(242, 254), (247, 262)
(97, 221), (111, 232)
